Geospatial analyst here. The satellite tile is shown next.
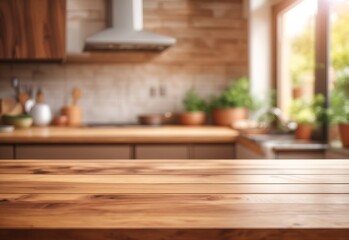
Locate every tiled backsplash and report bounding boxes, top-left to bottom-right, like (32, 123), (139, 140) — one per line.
(0, 64), (245, 123)
(0, 0), (248, 123)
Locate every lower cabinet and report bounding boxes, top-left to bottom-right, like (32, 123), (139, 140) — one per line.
(0, 145), (14, 159)
(134, 144), (236, 159)
(13, 143), (236, 160)
(135, 144), (189, 159)
(191, 144), (235, 159)
(16, 144), (132, 159)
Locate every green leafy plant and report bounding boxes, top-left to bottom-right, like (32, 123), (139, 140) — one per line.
(182, 89), (208, 112)
(328, 70), (349, 124)
(210, 77), (255, 110)
(289, 94), (326, 127)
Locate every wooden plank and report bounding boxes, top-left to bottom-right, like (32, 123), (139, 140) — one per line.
(1, 167), (348, 175)
(1, 159), (349, 167)
(2, 193), (349, 204)
(1, 160), (349, 174)
(1, 229), (349, 240)
(0, 194), (348, 228)
(1, 174), (349, 184)
(0, 160), (348, 232)
(1, 182), (348, 194)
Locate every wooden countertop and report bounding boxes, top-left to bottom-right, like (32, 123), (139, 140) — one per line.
(0, 159), (348, 239)
(0, 126), (238, 144)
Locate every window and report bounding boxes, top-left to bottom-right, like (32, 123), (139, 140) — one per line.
(273, 0), (318, 119)
(272, 0), (331, 141)
(273, 0), (349, 144)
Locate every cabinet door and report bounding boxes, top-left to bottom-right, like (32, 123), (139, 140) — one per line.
(16, 144), (132, 159)
(0, 145), (14, 159)
(135, 145), (189, 159)
(191, 144), (235, 159)
(0, 0), (66, 60)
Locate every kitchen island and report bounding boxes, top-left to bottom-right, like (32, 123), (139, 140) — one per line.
(0, 159), (348, 239)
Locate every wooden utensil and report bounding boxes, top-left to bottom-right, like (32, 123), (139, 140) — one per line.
(0, 98), (18, 116)
(18, 91), (29, 113)
(7, 103), (23, 115)
(72, 88), (82, 106)
(66, 87), (82, 127)
(36, 89), (45, 103)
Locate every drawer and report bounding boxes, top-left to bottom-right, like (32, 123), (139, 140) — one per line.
(192, 144), (235, 159)
(135, 144), (189, 159)
(0, 145), (14, 159)
(16, 144), (132, 159)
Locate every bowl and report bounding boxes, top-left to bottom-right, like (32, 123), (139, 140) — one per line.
(2, 114), (33, 128)
(138, 112), (175, 126)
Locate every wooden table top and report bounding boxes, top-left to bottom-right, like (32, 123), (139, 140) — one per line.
(0, 126), (238, 144)
(0, 159), (348, 230)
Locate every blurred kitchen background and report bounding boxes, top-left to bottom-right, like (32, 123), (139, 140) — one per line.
(0, 0), (248, 123)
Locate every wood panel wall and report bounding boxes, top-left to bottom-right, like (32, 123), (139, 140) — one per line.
(67, 0), (248, 65)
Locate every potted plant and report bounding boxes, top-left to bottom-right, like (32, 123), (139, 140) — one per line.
(328, 71), (349, 147)
(291, 74), (305, 99)
(289, 94), (325, 140)
(178, 89), (208, 126)
(210, 77), (254, 127)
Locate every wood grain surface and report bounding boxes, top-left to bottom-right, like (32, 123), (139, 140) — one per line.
(1, 229), (348, 240)
(1, 159), (349, 174)
(0, 126), (238, 144)
(0, 159), (348, 240)
(0, 0), (66, 61)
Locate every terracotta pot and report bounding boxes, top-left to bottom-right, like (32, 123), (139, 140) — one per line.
(338, 123), (349, 147)
(292, 87), (304, 99)
(212, 108), (248, 127)
(295, 124), (313, 140)
(179, 112), (206, 126)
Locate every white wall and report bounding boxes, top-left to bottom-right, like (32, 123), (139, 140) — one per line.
(246, 0), (282, 109)
(248, 0), (272, 104)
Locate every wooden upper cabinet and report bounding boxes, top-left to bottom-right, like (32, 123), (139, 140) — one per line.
(0, 0), (66, 61)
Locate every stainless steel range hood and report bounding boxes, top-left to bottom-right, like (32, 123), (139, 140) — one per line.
(85, 0), (176, 51)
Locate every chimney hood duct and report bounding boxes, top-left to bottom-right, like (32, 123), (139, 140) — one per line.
(85, 0), (176, 51)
